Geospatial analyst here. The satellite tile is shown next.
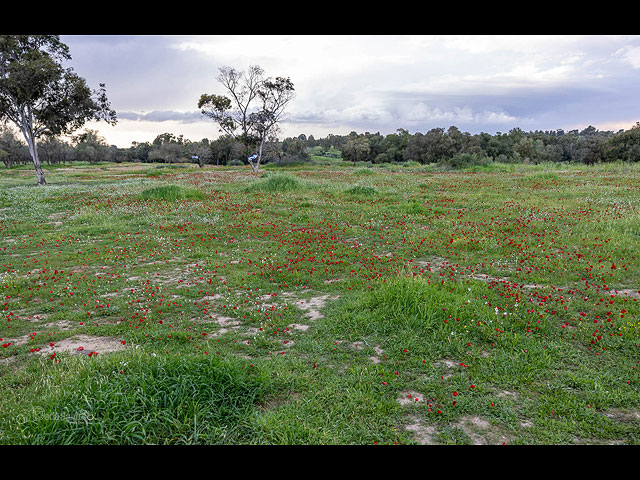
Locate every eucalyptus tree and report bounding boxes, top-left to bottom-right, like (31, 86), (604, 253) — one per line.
(0, 35), (116, 185)
(197, 65), (294, 173)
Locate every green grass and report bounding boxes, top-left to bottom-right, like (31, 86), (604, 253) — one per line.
(2, 161), (640, 445)
(5, 352), (271, 444)
(245, 172), (304, 192)
(140, 184), (205, 201)
(345, 185), (377, 196)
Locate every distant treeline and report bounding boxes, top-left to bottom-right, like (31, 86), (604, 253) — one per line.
(2, 122), (640, 168)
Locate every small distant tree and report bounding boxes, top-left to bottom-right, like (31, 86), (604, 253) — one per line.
(128, 141), (152, 163)
(185, 139), (213, 167)
(0, 123), (30, 168)
(148, 132), (186, 164)
(209, 134), (240, 166)
(281, 136), (310, 163)
(198, 65), (294, 173)
(73, 129), (109, 163)
(0, 35), (116, 185)
(39, 135), (74, 165)
(148, 142), (182, 164)
(342, 135), (371, 165)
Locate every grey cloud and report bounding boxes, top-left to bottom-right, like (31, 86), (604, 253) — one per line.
(118, 110), (204, 123)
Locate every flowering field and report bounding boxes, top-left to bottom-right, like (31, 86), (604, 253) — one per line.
(1, 161), (640, 444)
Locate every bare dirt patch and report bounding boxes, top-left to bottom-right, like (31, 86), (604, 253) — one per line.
(397, 390), (425, 406)
(609, 288), (640, 299)
(43, 320), (74, 331)
(195, 313), (242, 336)
(601, 409), (640, 423)
(497, 390), (519, 399)
(369, 345), (384, 364)
(405, 416), (438, 445)
(455, 415), (511, 445)
(433, 358), (461, 379)
(412, 256), (450, 271)
(260, 391), (300, 411)
(288, 323), (311, 331)
(38, 334), (126, 356)
(289, 294), (340, 321)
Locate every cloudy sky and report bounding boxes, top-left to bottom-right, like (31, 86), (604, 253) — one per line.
(59, 35), (640, 148)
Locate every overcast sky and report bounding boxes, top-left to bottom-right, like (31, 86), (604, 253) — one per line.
(59, 35), (640, 148)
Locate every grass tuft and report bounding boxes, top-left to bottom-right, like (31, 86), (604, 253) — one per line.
(140, 184), (205, 201)
(345, 185), (377, 196)
(246, 173), (303, 193)
(12, 354), (269, 445)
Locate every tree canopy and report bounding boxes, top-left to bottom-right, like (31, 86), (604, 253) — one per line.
(0, 35), (116, 184)
(198, 65), (294, 173)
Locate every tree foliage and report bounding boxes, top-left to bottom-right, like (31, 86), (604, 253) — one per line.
(0, 35), (116, 184)
(198, 65), (294, 172)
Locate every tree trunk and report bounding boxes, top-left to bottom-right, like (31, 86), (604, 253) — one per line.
(27, 136), (46, 186)
(18, 109), (46, 186)
(23, 131), (46, 185)
(249, 138), (265, 174)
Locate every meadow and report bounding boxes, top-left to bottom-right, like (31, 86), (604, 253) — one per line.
(1, 159), (640, 445)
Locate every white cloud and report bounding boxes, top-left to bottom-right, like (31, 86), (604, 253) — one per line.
(617, 45), (640, 68)
(394, 61), (582, 98)
(403, 103), (519, 126)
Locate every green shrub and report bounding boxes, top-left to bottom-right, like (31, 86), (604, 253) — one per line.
(402, 161), (421, 168)
(439, 153), (491, 169)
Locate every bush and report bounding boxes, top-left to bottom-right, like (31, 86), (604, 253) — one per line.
(402, 161), (421, 168)
(439, 153), (491, 169)
(373, 153), (389, 164)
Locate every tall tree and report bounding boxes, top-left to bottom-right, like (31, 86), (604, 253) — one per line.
(197, 65), (294, 173)
(0, 35), (116, 185)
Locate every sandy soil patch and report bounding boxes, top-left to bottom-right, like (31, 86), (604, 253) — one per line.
(288, 294), (340, 321)
(405, 416), (437, 445)
(397, 390), (425, 405)
(497, 390), (519, 399)
(455, 416), (511, 445)
(38, 334), (126, 356)
(609, 288), (640, 298)
(288, 323), (311, 331)
(369, 345), (384, 363)
(433, 358), (461, 379)
(43, 320), (74, 331)
(602, 409), (640, 422)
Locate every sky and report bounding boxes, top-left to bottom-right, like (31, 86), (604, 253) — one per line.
(58, 35), (640, 148)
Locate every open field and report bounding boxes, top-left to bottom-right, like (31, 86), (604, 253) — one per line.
(1, 160), (640, 445)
